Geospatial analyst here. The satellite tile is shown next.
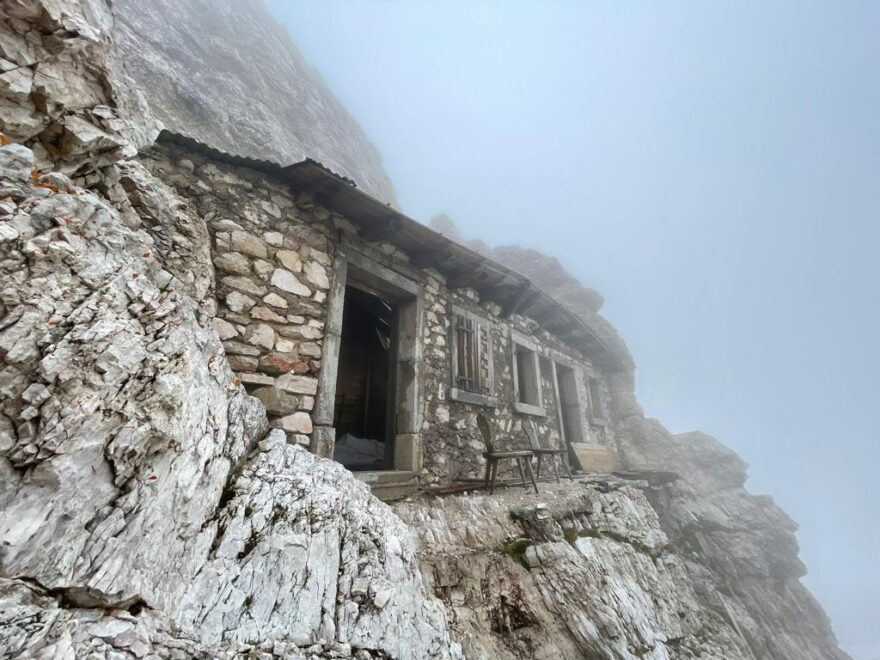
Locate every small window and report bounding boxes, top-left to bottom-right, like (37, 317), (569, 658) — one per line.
(512, 332), (544, 416)
(588, 377), (605, 421)
(515, 344), (540, 405)
(451, 310), (495, 403)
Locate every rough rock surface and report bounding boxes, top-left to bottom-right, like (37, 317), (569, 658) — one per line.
(396, 480), (739, 659)
(0, 1), (848, 658)
(0, 0), (158, 174)
(0, 138), (457, 658)
(112, 0), (396, 204)
(396, 434), (848, 659)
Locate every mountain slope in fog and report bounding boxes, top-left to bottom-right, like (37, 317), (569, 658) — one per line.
(112, 0), (396, 203)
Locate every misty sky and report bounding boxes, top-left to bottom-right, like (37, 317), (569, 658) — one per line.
(266, 1), (880, 656)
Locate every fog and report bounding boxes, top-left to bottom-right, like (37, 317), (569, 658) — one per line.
(266, 1), (880, 656)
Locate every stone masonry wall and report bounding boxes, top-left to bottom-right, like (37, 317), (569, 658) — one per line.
(141, 142), (618, 486)
(418, 283), (614, 485)
(139, 144), (333, 447)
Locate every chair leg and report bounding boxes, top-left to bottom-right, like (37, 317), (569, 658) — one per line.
(523, 456), (539, 494)
(489, 460), (498, 495)
(535, 454), (543, 481)
(562, 455), (573, 480)
(484, 459), (492, 492)
(516, 457), (528, 491)
(553, 455), (561, 483)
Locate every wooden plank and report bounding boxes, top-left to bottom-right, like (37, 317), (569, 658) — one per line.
(313, 252), (348, 430)
(569, 443), (618, 473)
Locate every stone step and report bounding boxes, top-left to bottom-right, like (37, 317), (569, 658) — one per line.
(353, 470), (415, 485)
(369, 481), (419, 502)
(351, 470), (418, 502)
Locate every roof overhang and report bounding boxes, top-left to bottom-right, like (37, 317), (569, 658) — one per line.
(154, 130), (630, 372)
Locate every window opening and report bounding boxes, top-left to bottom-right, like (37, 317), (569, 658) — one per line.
(515, 344), (540, 406)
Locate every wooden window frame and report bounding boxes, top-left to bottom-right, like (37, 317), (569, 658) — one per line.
(511, 329), (546, 417)
(449, 305), (499, 407)
(587, 375), (607, 426)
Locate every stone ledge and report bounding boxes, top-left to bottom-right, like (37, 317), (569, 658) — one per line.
(448, 388), (500, 408)
(514, 401), (546, 417)
(353, 470), (416, 485)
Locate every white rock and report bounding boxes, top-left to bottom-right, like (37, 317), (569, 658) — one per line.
(244, 323), (275, 350)
(275, 412), (313, 434)
(264, 231), (283, 246)
(230, 230), (268, 258)
(304, 261), (330, 289)
(275, 338), (295, 353)
(213, 251), (251, 275)
(225, 291), (255, 313)
(222, 276), (267, 297)
(253, 259), (274, 279)
(299, 342), (322, 358)
(250, 306), (286, 323)
(271, 268), (310, 297)
(212, 317), (239, 340)
(276, 249), (302, 273)
(276, 374), (318, 395)
(262, 292), (288, 309)
(238, 372), (275, 386)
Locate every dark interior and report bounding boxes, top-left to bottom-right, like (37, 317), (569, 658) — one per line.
(332, 285), (398, 471)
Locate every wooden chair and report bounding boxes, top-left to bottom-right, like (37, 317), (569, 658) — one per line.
(522, 419), (573, 483)
(477, 415), (538, 494)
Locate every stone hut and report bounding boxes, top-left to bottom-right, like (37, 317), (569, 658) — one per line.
(143, 131), (632, 498)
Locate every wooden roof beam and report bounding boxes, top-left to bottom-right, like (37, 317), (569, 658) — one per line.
(359, 215), (406, 242)
(447, 268), (490, 290)
(499, 282), (534, 319)
(410, 247), (454, 269)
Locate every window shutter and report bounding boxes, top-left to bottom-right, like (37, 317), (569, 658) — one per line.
(455, 314), (475, 392)
(477, 323), (491, 394)
(452, 311), (493, 396)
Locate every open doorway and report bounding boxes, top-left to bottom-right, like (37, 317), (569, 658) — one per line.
(555, 363), (584, 460)
(332, 284), (398, 471)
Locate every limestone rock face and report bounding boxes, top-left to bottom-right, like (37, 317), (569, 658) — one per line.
(0, 142), (457, 659)
(610, 419), (846, 660)
(111, 0), (396, 204)
(0, 0), (159, 174)
(0, 2), (848, 659)
(396, 469), (848, 660)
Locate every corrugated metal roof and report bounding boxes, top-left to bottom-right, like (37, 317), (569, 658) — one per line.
(154, 130), (631, 372)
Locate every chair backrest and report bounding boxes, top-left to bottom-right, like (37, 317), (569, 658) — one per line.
(522, 419), (543, 450)
(477, 414), (495, 453)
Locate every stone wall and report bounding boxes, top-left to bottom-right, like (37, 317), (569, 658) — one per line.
(417, 283), (614, 485)
(139, 145), (333, 447)
(141, 141), (620, 487)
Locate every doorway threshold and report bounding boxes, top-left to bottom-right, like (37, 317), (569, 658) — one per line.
(353, 470), (417, 501)
(353, 470), (415, 485)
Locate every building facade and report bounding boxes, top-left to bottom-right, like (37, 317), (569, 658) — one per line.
(142, 132), (628, 496)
